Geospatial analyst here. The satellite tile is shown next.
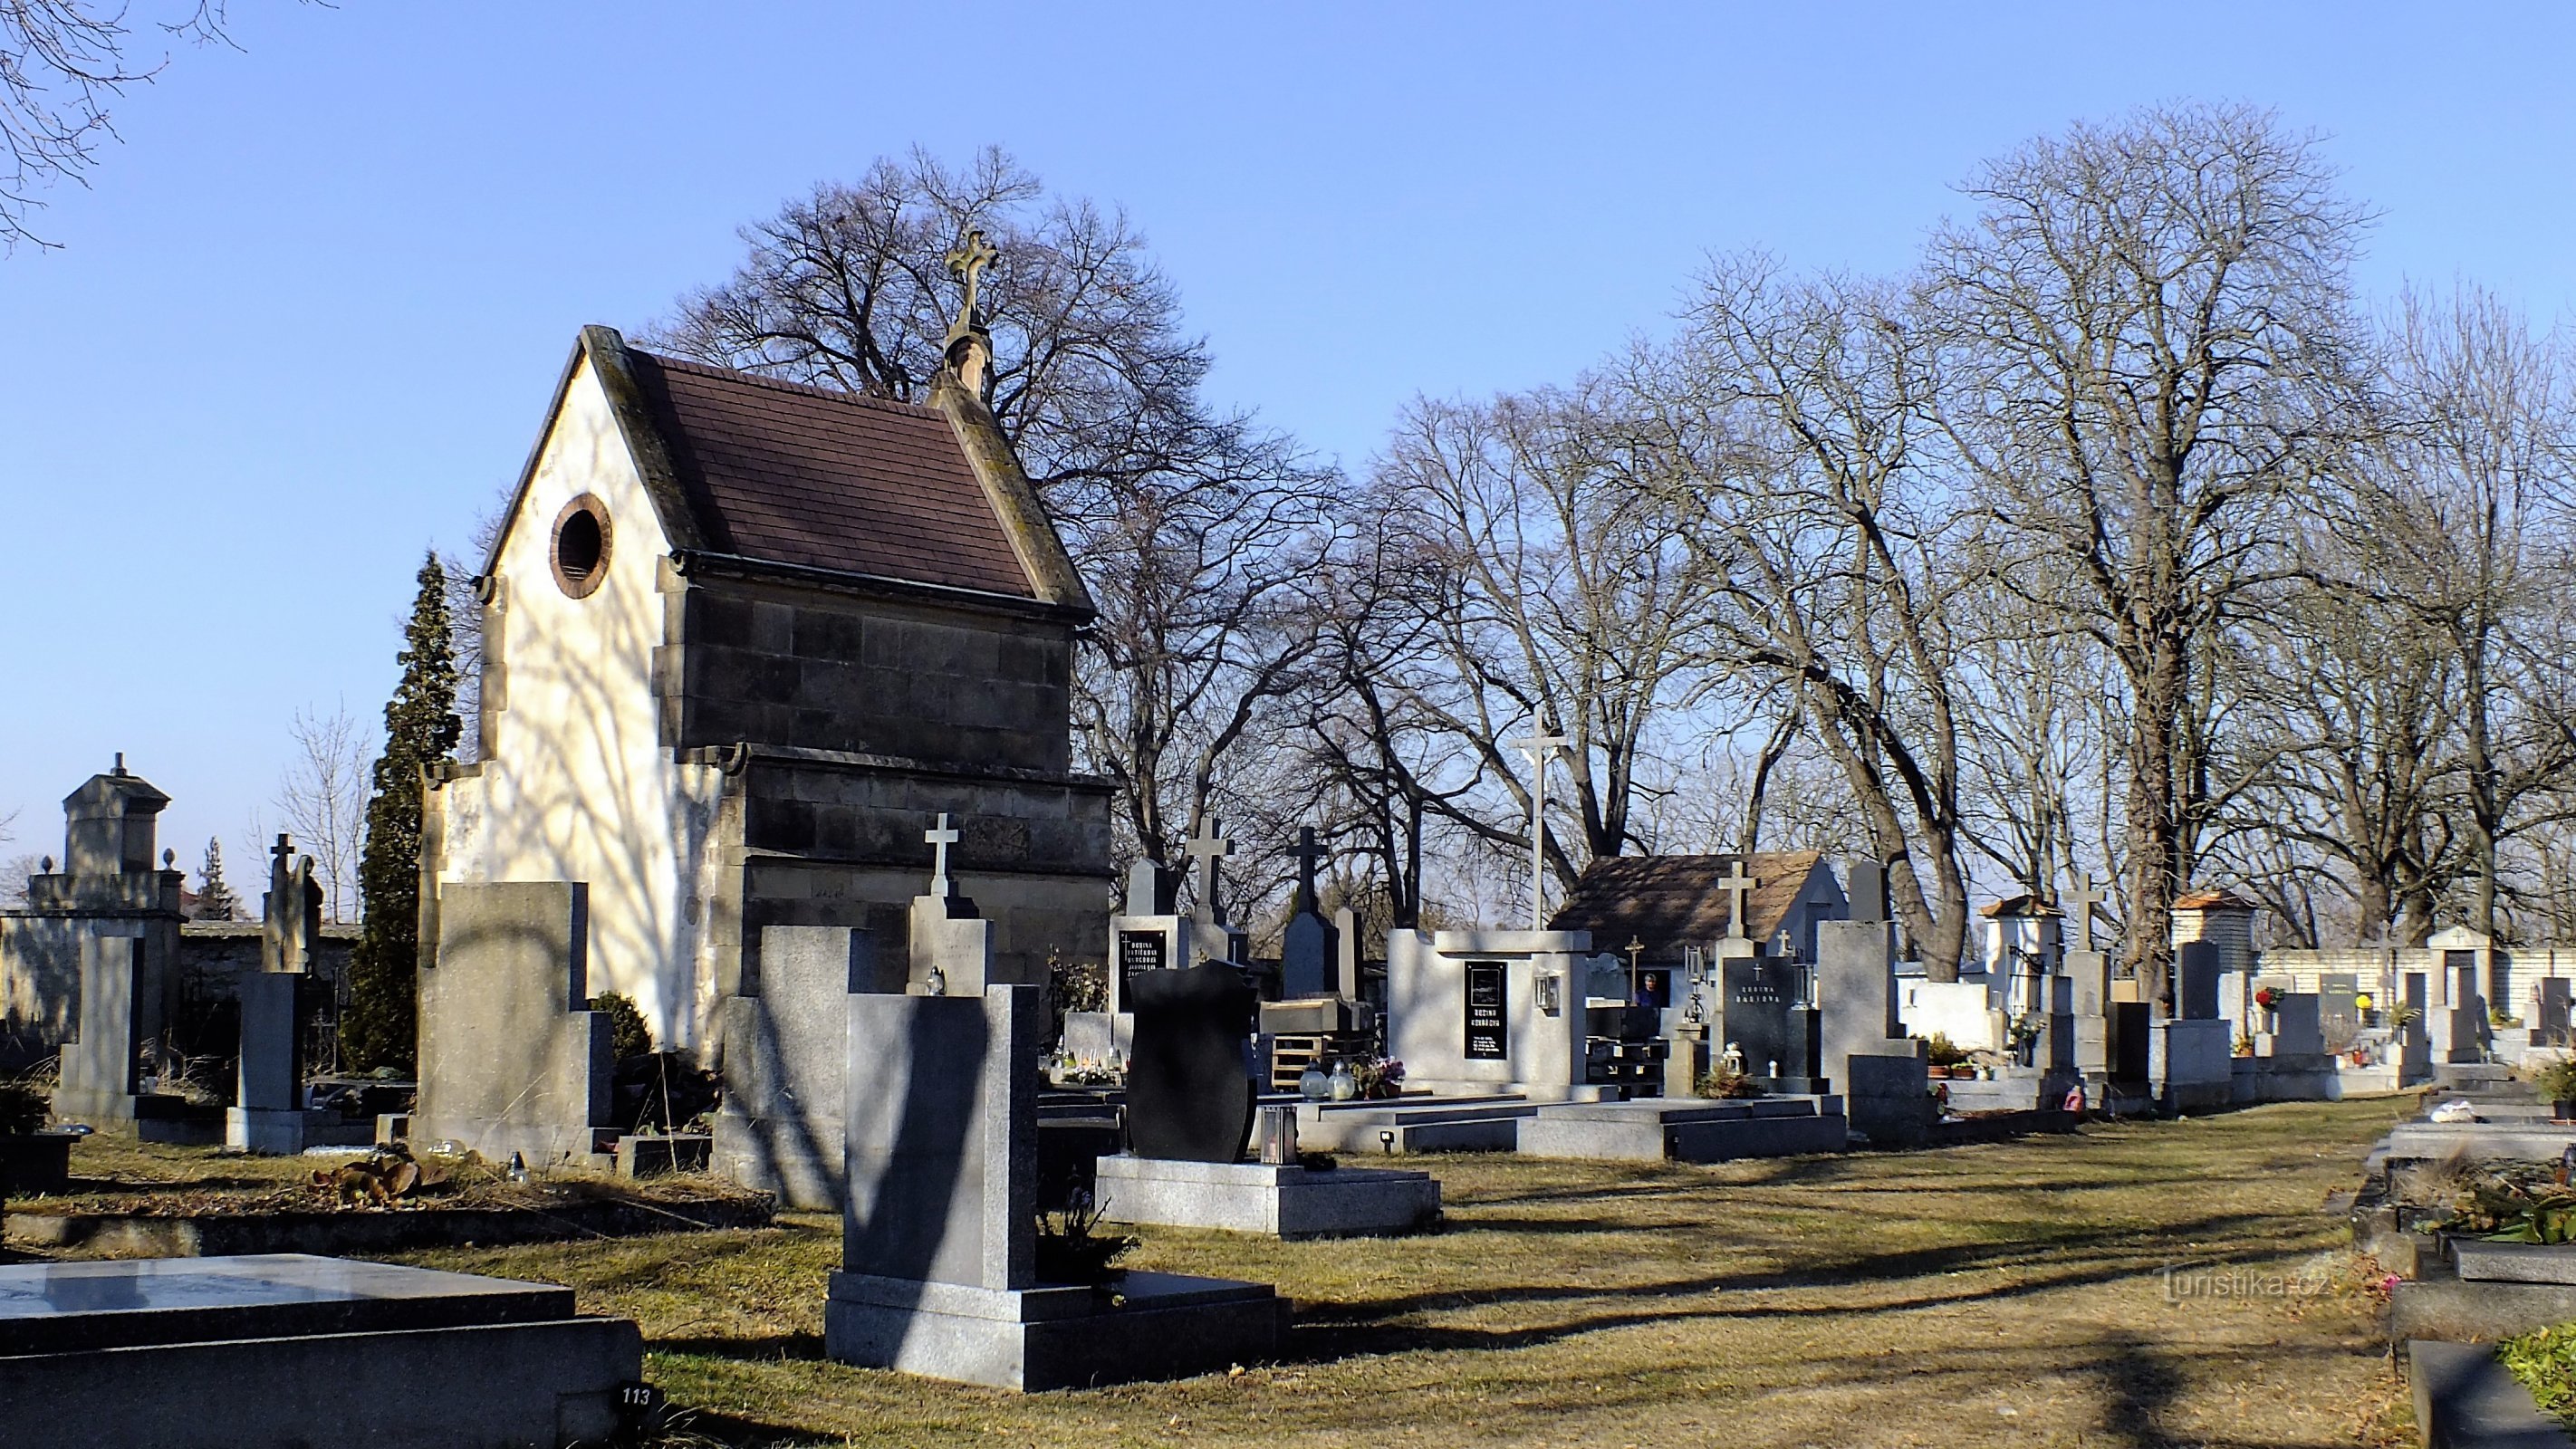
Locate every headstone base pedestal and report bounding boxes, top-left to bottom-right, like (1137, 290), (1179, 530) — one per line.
(1091, 1155), (1439, 1238)
(824, 1268), (1287, 1392)
(225, 1107), (307, 1156)
(1515, 1095), (1847, 1163)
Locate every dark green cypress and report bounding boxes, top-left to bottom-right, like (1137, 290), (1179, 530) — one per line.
(341, 552), (461, 1071)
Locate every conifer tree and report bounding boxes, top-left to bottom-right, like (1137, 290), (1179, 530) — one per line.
(342, 552), (461, 1070)
(192, 838), (241, 921)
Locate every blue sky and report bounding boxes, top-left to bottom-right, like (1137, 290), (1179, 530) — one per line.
(4, 2), (2571, 881)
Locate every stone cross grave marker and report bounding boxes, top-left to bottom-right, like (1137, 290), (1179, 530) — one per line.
(2064, 875), (2107, 955)
(923, 813), (960, 899)
(1184, 818), (1234, 926)
(1716, 864), (1755, 942)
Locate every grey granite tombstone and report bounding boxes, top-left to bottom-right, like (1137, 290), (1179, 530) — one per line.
(415, 882), (614, 1168)
(2267, 993), (2325, 1056)
(2065, 947), (2111, 1077)
(2403, 971), (2434, 1081)
(1816, 917), (1929, 1144)
(2176, 941), (2221, 1021)
(714, 925), (874, 1209)
(226, 974), (303, 1153)
(2539, 977), (2572, 1045)
(825, 984), (1286, 1389)
(53, 933), (143, 1123)
(1281, 914), (1333, 1000)
(1333, 906), (1361, 1000)
(1846, 858), (1887, 925)
(1126, 964), (1258, 1164)
(2448, 960), (2489, 1064)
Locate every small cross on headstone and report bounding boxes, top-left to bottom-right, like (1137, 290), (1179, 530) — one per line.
(1183, 817), (1234, 924)
(1290, 827), (1326, 914)
(272, 833), (295, 875)
(1716, 863), (1755, 941)
(2064, 873), (2107, 955)
(924, 813), (961, 899)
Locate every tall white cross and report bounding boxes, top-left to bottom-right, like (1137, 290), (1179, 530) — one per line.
(1513, 729), (1571, 929)
(1716, 864), (1755, 941)
(2064, 873), (2107, 954)
(924, 813), (961, 898)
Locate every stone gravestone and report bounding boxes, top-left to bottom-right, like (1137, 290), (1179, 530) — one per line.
(229, 836), (321, 1154)
(2537, 977), (2572, 1047)
(2061, 875), (2111, 1080)
(1124, 963), (1259, 1163)
(824, 983), (1286, 1389)
(2402, 970), (2434, 1082)
(1334, 906), (1362, 1001)
(1278, 829), (1338, 1000)
(2316, 974), (2360, 1051)
(415, 882), (615, 1169)
(1816, 909), (1930, 1146)
(2266, 993), (2326, 1056)
(2151, 940), (2234, 1110)
(1719, 957), (1793, 1082)
(712, 925), (874, 1210)
(2447, 955), (2489, 1065)
(908, 814), (995, 998)
(52, 934), (145, 1123)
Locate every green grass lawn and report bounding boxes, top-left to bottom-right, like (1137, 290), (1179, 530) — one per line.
(361, 1096), (2418, 1448)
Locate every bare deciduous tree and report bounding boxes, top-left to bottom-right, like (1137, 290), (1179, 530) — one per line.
(275, 702), (372, 921)
(1, 0), (235, 250)
(1923, 102), (2371, 1003)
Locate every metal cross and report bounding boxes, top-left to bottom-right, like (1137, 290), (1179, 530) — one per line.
(1290, 826), (1327, 913)
(2064, 873), (2107, 955)
(1183, 817), (1234, 922)
(1716, 864), (1755, 941)
(1626, 935), (1647, 1006)
(924, 813), (961, 898)
(1512, 730), (1571, 929)
(945, 228), (1000, 320)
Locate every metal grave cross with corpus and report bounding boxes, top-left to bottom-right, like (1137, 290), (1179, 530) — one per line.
(924, 813), (961, 898)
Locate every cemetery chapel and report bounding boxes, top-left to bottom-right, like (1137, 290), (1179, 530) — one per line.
(424, 266), (1114, 1064)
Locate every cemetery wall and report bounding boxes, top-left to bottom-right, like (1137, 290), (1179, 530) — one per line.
(2258, 946), (2576, 1014)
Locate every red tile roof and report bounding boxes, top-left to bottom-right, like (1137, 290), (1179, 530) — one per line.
(632, 352), (1036, 600)
(1548, 851), (1834, 954)
(2174, 888), (2255, 912)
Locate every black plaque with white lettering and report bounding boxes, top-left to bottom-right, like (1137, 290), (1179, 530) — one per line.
(1465, 960), (1508, 1060)
(1117, 929), (1167, 1003)
(1720, 958), (1793, 1077)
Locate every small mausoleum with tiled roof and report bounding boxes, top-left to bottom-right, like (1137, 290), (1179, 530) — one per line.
(420, 313), (1111, 1198)
(1548, 850), (1849, 967)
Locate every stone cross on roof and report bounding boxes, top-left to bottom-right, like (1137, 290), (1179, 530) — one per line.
(924, 813), (961, 899)
(946, 228), (999, 321)
(1716, 863), (1755, 941)
(1290, 827), (1326, 915)
(2064, 873), (2107, 954)
(1183, 817), (1234, 925)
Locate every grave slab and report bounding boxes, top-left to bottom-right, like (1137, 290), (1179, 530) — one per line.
(2456, 1241), (2576, 1286)
(2408, 1339), (2572, 1449)
(0, 1253), (641, 1449)
(1091, 1155), (1440, 1238)
(1515, 1095), (1846, 1163)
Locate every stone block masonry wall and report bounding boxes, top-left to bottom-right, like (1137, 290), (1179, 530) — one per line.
(667, 581), (1076, 775)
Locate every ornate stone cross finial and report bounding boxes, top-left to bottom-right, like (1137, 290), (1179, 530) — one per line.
(946, 228), (1000, 321)
(1183, 817), (1234, 924)
(1291, 827), (1326, 914)
(1716, 863), (1755, 942)
(2064, 873), (2108, 955)
(924, 813), (962, 899)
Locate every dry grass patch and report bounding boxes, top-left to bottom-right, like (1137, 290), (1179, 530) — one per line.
(380, 1098), (2417, 1447)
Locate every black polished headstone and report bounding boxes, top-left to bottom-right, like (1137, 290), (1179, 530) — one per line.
(2540, 978), (2572, 1045)
(1719, 958), (1794, 1076)
(1465, 960), (1509, 1059)
(1125, 963), (1257, 1164)
(2110, 1001), (2151, 1083)
(2175, 941), (2220, 1021)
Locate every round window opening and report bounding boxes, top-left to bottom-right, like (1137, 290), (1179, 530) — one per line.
(551, 495), (612, 599)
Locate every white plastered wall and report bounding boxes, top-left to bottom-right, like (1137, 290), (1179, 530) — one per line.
(435, 357), (727, 1051)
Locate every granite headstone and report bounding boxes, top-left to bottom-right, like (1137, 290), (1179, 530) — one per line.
(1126, 963), (1258, 1164)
